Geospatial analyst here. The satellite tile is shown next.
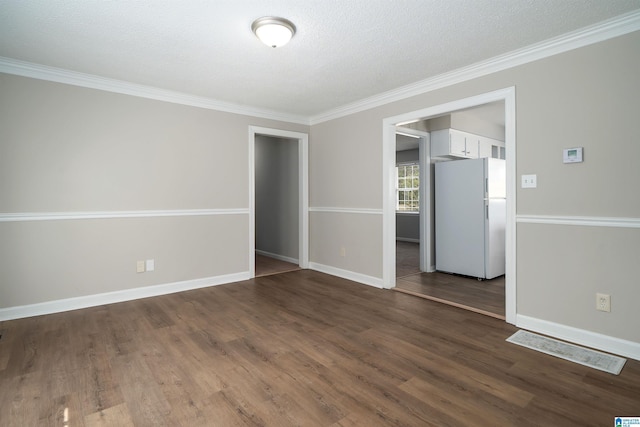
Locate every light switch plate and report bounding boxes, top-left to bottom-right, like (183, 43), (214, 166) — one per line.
(136, 260), (145, 273)
(145, 259), (155, 272)
(521, 174), (537, 188)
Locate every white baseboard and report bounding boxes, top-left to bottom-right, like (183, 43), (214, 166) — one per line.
(0, 271), (250, 321)
(255, 249), (299, 265)
(308, 262), (384, 289)
(516, 314), (640, 361)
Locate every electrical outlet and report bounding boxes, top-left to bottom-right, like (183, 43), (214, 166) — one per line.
(145, 259), (155, 272)
(596, 293), (611, 312)
(340, 247), (346, 257)
(136, 260), (145, 273)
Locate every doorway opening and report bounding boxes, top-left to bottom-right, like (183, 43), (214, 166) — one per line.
(382, 88), (516, 324)
(394, 128), (431, 279)
(249, 126), (309, 278)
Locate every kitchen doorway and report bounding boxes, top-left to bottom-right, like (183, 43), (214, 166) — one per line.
(382, 88), (516, 324)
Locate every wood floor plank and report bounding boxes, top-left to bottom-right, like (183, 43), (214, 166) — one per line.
(84, 403), (135, 427)
(1, 269), (638, 426)
(396, 241), (421, 278)
(109, 351), (174, 425)
(398, 376), (519, 426)
(357, 327), (535, 408)
(255, 254), (301, 277)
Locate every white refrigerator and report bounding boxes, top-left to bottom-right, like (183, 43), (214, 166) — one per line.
(435, 158), (506, 279)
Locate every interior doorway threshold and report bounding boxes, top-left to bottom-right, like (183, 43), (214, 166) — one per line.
(255, 253), (301, 278)
(392, 286), (506, 320)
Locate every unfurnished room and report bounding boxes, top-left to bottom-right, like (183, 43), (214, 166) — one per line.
(1, 1), (640, 425)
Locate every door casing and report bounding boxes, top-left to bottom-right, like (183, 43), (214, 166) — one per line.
(382, 87), (517, 324)
(249, 126), (309, 277)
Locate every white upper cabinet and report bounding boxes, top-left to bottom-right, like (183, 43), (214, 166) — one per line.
(478, 138), (493, 158)
(432, 128), (504, 160)
(431, 129), (479, 159)
(448, 130), (469, 157)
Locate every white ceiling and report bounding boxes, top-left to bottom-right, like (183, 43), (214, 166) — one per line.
(1, 1), (639, 119)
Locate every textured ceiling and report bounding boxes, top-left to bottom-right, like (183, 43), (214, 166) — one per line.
(1, 1), (639, 118)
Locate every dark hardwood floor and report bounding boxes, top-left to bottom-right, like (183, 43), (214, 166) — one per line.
(396, 272), (506, 319)
(395, 241), (505, 319)
(396, 241), (421, 278)
(255, 253), (301, 277)
(1, 270), (638, 426)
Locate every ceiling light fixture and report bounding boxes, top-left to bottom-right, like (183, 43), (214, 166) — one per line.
(251, 17), (296, 48)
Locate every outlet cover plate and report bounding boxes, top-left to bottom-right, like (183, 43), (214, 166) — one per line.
(596, 293), (611, 312)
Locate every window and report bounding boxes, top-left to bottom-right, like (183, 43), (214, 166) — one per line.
(396, 163), (419, 212)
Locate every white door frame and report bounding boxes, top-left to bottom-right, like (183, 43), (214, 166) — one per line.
(248, 126), (309, 278)
(382, 87), (517, 324)
(396, 127), (432, 273)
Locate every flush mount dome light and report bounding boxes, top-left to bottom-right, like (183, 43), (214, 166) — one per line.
(251, 16), (296, 48)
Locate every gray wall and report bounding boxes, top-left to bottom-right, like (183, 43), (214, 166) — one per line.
(396, 147), (419, 164)
(255, 135), (299, 261)
(0, 73), (308, 309)
(450, 110), (505, 141)
(309, 30), (640, 344)
(409, 112), (505, 140)
(396, 213), (419, 242)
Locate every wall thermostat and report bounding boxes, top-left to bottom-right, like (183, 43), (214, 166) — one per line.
(563, 147), (583, 163)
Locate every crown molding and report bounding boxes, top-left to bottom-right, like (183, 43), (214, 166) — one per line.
(309, 10), (640, 125)
(1, 10), (638, 127)
(0, 57), (310, 125)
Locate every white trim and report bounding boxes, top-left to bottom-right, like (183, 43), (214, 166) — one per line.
(309, 207), (383, 215)
(255, 249), (299, 265)
(504, 88), (517, 324)
(516, 314), (640, 362)
(308, 262), (384, 289)
(0, 56), (309, 125)
(393, 126), (432, 272)
(309, 10), (640, 125)
(516, 215), (640, 228)
(382, 87), (517, 323)
(383, 123), (399, 285)
(249, 126), (309, 279)
(0, 272), (250, 321)
(0, 208), (248, 222)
